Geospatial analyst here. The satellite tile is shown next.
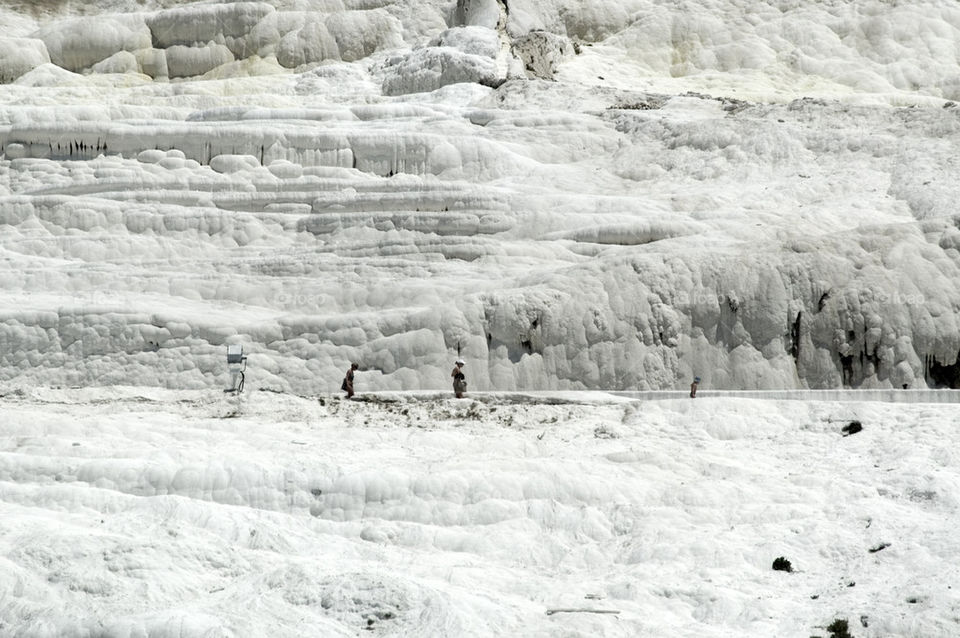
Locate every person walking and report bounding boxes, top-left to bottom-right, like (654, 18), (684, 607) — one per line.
(452, 359), (467, 398)
(342, 362), (359, 398)
(690, 376), (700, 398)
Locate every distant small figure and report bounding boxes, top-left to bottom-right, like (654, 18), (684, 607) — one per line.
(452, 359), (467, 398)
(342, 362), (359, 398)
(690, 376), (700, 398)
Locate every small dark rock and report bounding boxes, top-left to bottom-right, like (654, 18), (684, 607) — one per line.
(841, 421), (863, 436)
(772, 556), (793, 572)
(826, 618), (853, 638)
(868, 542), (890, 553)
(479, 77), (507, 89)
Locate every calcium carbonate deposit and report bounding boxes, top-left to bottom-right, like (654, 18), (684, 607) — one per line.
(2, 0), (959, 393)
(2, 1), (960, 635)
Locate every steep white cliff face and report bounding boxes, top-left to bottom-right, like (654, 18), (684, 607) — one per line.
(1, 0), (959, 391)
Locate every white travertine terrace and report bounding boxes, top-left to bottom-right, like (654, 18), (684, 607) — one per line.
(1, 0), (960, 392)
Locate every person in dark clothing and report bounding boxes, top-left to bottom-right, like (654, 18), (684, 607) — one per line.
(452, 359), (466, 398)
(342, 362), (359, 398)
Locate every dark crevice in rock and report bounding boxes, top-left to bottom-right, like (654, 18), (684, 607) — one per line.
(790, 311), (801, 364)
(925, 352), (960, 388)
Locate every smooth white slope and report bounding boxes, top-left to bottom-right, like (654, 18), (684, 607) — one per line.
(1, 389), (958, 636)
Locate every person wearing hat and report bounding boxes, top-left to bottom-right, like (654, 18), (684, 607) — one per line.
(452, 359), (467, 398)
(690, 376), (700, 398)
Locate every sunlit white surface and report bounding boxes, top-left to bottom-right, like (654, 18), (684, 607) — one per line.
(2, 388), (959, 636)
(1, 0), (959, 393)
(2, 2), (960, 633)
